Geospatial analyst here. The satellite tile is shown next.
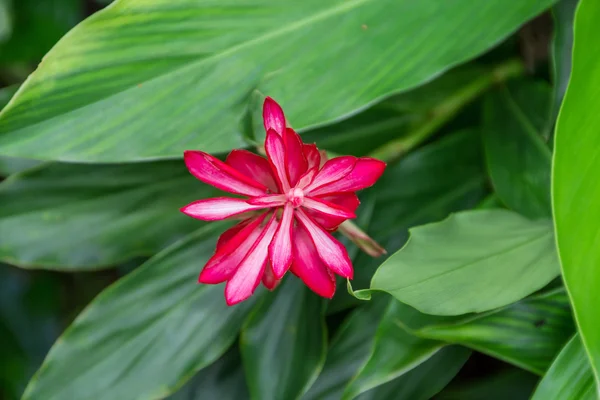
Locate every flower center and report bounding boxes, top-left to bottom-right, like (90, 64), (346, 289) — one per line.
(287, 187), (304, 207)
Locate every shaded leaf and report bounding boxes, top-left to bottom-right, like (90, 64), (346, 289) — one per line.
(357, 346), (470, 400)
(168, 346), (249, 400)
(342, 301), (446, 399)
(0, 0), (554, 161)
(0, 161), (216, 269)
(551, 0), (579, 120)
(303, 299), (388, 400)
(23, 225), (256, 400)
(531, 334), (597, 400)
(483, 80), (552, 218)
(553, 0), (600, 384)
(0, 0), (81, 63)
(436, 368), (538, 400)
(370, 209), (560, 315)
(241, 277), (326, 400)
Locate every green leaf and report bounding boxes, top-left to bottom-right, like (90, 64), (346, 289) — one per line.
(23, 225), (256, 400)
(531, 334), (597, 400)
(0, 0), (555, 161)
(295, 64), (493, 157)
(168, 346), (249, 400)
(370, 209), (560, 315)
(356, 346), (470, 400)
(551, 0), (579, 121)
(553, 0), (600, 384)
(410, 289), (574, 375)
(483, 81), (552, 219)
(330, 129), (487, 313)
(0, 160), (216, 269)
(241, 277), (326, 400)
(341, 301), (446, 399)
(303, 299), (389, 400)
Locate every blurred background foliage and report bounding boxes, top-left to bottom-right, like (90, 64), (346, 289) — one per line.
(0, 0), (583, 399)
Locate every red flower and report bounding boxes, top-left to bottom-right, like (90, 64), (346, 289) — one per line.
(181, 97), (386, 305)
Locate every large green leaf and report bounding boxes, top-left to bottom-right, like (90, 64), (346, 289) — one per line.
(168, 346), (249, 400)
(0, 0), (554, 161)
(241, 277), (326, 400)
(553, 0), (600, 384)
(531, 334), (597, 400)
(370, 209), (560, 315)
(341, 301), (445, 399)
(409, 289), (574, 375)
(23, 225), (256, 400)
(356, 346), (470, 400)
(330, 129), (487, 313)
(483, 80), (552, 219)
(0, 160), (216, 269)
(303, 299), (389, 400)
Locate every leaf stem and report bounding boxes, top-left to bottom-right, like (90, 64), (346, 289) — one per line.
(368, 58), (525, 162)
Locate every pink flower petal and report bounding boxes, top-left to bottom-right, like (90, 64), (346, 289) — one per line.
(295, 210), (354, 279)
(199, 215), (266, 284)
(226, 149), (279, 193)
(226, 213), (279, 305)
(247, 194), (286, 207)
(262, 261), (281, 290)
(303, 156), (356, 193)
(263, 97), (286, 135)
(296, 166), (318, 189)
(265, 129), (290, 192)
(216, 219), (251, 251)
(291, 225), (336, 298)
(302, 197), (356, 219)
(184, 151), (267, 196)
(308, 158), (386, 196)
(283, 128), (308, 186)
(269, 203), (294, 279)
(181, 198), (266, 221)
(305, 194), (360, 231)
(303, 144), (321, 170)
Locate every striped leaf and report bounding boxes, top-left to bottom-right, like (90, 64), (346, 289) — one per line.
(531, 334), (597, 400)
(410, 289), (574, 375)
(0, 0), (555, 161)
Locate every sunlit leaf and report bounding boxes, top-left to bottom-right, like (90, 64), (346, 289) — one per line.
(370, 209), (560, 315)
(0, 0), (554, 161)
(553, 0), (600, 384)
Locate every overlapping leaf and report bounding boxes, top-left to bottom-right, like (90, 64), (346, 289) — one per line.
(356, 346), (470, 400)
(0, 0), (555, 161)
(341, 301), (446, 399)
(370, 209), (560, 315)
(410, 289), (574, 374)
(531, 334), (597, 400)
(241, 277), (326, 400)
(553, 0), (600, 384)
(304, 299), (389, 400)
(330, 129), (487, 312)
(483, 80), (552, 218)
(23, 225), (256, 400)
